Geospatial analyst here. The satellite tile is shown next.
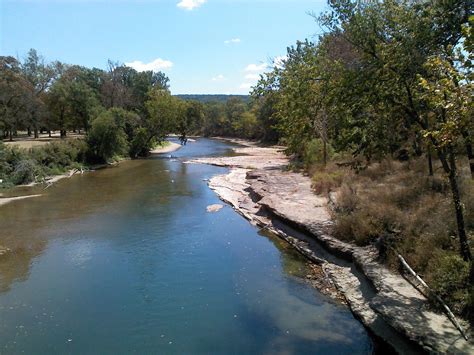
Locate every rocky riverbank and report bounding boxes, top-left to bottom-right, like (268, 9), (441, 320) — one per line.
(188, 139), (473, 354)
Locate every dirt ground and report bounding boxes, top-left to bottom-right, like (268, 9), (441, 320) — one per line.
(2, 131), (85, 149)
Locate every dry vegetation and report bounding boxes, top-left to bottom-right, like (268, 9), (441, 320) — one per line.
(309, 157), (473, 320)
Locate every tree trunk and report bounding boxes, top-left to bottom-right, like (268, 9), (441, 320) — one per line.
(442, 147), (472, 262)
(427, 147), (433, 176)
(34, 128), (39, 139)
(323, 139), (327, 166)
(48, 130), (52, 138)
(461, 125), (473, 179)
(60, 130), (67, 138)
(9, 130), (13, 141)
(27, 127), (31, 136)
(465, 141), (473, 179)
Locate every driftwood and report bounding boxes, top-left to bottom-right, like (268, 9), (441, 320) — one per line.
(397, 253), (469, 341)
(43, 168), (80, 190)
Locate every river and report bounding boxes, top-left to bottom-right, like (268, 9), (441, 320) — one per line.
(0, 138), (373, 354)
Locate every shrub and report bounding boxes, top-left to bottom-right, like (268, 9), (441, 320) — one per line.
(11, 159), (42, 185)
(303, 138), (334, 168)
(129, 127), (153, 158)
(328, 156), (473, 319)
(87, 112), (129, 163)
(29, 140), (88, 175)
(426, 254), (471, 317)
(311, 170), (344, 195)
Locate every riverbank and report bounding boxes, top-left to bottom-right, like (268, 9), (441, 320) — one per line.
(150, 141), (182, 154)
(0, 140), (182, 207)
(188, 139), (473, 354)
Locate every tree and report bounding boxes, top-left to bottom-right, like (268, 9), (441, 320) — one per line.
(62, 66), (103, 133)
(86, 110), (128, 163)
(21, 49), (56, 138)
(45, 79), (72, 138)
(0, 56), (33, 140)
(145, 88), (181, 143)
(317, 0), (472, 262)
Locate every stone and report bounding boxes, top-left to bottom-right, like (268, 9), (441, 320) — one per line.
(206, 204), (224, 213)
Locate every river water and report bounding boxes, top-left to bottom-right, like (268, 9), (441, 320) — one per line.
(0, 138), (373, 354)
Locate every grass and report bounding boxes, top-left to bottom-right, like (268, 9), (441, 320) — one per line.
(3, 131), (85, 149)
(154, 140), (171, 149)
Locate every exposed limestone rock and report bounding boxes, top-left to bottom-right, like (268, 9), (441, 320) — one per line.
(189, 139), (473, 354)
(206, 204), (224, 213)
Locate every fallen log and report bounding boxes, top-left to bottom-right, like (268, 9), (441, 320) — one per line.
(397, 253), (469, 341)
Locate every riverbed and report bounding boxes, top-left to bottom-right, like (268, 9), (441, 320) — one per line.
(0, 138), (373, 353)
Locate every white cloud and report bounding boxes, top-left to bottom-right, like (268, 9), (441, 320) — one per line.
(245, 73), (260, 81)
(177, 0), (206, 10)
(211, 74), (225, 81)
(239, 82), (253, 90)
(244, 63), (267, 72)
(125, 58), (173, 72)
(224, 38), (241, 45)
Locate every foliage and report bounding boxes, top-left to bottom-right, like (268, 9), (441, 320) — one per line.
(129, 127), (154, 158)
(0, 140), (88, 187)
(427, 254), (472, 318)
(86, 111), (129, 163)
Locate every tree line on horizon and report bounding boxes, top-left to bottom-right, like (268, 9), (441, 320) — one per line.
(0, 50), (274, 160)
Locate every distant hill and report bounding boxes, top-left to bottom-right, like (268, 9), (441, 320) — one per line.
(175, 94), (250, 104)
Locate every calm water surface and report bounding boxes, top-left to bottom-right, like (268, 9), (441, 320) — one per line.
(0, 139), (373, 354)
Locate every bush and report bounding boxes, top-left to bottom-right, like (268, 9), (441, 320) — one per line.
(87, 112), (129, 163)
(129, 127), (153, 158)
(426, 254), (472, 318)
(11, 159), (42, 185)
(303, 138), (334, 168)
(31, 140), (88, 172)
(0, 139), (89, 188)
(328, 156), (473, 319)
(311, 170), (344, 195)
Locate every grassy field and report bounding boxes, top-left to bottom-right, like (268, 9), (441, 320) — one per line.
(3, 132), (85, 149)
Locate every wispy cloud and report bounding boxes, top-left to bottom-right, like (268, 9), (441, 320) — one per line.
(224, 38), (241, 45)
(239, 82), (253, 90)
(125, 58), (173, 72)
(244, 73), (260, 81)
(177, 0), (206, 10)
(211, 74), (225, 81)
(244, 63), (267, 72)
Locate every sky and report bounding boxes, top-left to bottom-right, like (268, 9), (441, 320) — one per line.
(0, 0), (328, 94)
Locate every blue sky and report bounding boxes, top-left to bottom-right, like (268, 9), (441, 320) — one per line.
(0, 0), (328, 94)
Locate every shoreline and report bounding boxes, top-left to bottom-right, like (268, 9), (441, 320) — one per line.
(0, 140), (183, 208)
(149, 141), (182, 154)
(188, 138), (473, 354)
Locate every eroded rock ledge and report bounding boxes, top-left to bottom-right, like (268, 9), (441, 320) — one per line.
(188, 140), (473, 354)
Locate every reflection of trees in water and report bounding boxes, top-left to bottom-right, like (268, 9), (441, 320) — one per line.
(258, 230), (308, 278)
(0, 158), (196, 293)
(231, 229), (368, 353)
(0, 242), (46, 292)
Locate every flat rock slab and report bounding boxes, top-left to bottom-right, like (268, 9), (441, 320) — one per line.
(206, 204), (224, 213)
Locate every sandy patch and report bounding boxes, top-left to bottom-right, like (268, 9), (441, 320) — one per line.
(150, 142), (182, 154)
(0, 194), (42, 207)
